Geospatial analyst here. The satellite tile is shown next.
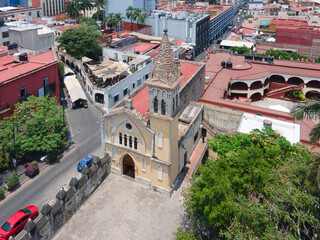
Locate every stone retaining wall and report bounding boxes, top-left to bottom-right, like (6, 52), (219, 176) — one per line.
(12, 154), (111, 240)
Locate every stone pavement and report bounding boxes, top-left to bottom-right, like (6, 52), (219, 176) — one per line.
(52, 174), (187, 240)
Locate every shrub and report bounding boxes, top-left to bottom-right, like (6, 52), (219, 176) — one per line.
(47, 151), (58, 164)
(24, 161), (39, 177)
(0, 188), (4, 199)
(0, 155), (10, 173)
(7, 171), (19, 191)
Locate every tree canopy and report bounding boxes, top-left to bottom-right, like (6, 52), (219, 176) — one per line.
(0, 96), (67, 171)
(179, 128), (320, 239)
(57, 25), (103, 60)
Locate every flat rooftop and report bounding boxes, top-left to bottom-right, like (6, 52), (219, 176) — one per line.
(0, 49), (55, 84)
(199, 52), (320, 147)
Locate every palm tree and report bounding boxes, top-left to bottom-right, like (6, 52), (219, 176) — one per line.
(106, 12), (115, 30)
(65, 0), (80, 19)
(79, 0), (93, 17)
(126, 5), (134, 31)
(291, 99), (320, 143)
(94, 0), (105, 22)
(132, 8), (146, 29)
(114, 13), (124, 32)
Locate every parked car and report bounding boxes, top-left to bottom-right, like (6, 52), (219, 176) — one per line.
(0, 205), (38, 240)
(77, 155), (95, 172)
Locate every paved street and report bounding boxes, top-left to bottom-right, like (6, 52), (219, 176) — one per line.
(0, 103), (102, 224)
(52, 174), (186, 240)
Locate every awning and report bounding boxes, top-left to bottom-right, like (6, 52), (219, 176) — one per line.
(64, 75), (87, 103)
(64, 66), (74, 76)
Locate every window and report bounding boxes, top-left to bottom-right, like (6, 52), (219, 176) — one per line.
(134, 137), (138, 150)
(158, 165), (162, 180)
(20, 87), (26, 98)
(124, 134), (128, 147)
(194, 131), (199, 143)
(111, 147), (115, 158)
(114, 94), (119, 103)
(3, 41), (9, 46)
(123, 88), (128, 96)
(2, 31), (9, 38)
(137, 79), (141, 86)
(37, 11), (40, 17)
(119, 133), (122, 145)
(28, 12), (31, 15)
(142, 158), (146, 171)
(161, 99), (166, 115)
(129, 136), (132, 148)
(132, 83), (135, 89)
(114, 53), (118, 60)
(172, 98), (175, 113)
(125, 123), (132, 130)
(176, 94), (178, 108)
(145, 74), (149, 80)
(153, 97), (158, 113)
(43, 77), (48, 86)
(158, 133), (163, 148)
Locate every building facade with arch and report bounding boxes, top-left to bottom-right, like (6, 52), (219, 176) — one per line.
(102, 29), (205, 195)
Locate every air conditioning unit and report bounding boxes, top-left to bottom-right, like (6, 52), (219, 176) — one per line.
(13, 53), (20, 63)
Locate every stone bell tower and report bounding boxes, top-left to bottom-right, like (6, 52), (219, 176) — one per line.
(145, 29), (182, 186)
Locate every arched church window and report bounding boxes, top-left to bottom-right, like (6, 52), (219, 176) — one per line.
(158, 133), (163, 148)
(176, 94), (178, 108)
(134, 137), (138, 150)
(158, 165), (162, 180)
(129, 136), (133, 148)
(119, 133), (122, 145)
(124, 134), (128, 147)
(172, 98), (175, 113)
(161, 99), (166, 115)
(154, 97), (158, 113)
(142, 158), (146, 171)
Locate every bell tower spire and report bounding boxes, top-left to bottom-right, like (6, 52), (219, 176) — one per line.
(146, 29), (182, 118)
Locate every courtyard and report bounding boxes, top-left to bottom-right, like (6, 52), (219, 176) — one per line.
(52, 174), (187, 240)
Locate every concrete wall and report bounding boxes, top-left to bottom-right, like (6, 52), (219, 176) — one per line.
(13, 154), (111, 240)
(203, 103), (243, 133)
(9, 28), (54, 51)
(180, 61), (205, 112)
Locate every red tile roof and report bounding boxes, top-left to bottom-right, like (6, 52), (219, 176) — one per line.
(53, 24), (81, 31)
(132, 62), (201, 118)
(126, 42), (158, 54)
(0, 50), (55, 84)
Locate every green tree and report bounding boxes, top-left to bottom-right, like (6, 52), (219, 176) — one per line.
(315, 56), (320, 63)
(291, 100), (320, 143)
(229, 46), (251, 54)
(65, 0), (80, 19)
(79, 0), (93, 17)
(77, 16), (98, 26)
(180, 128), (319, 239)
(57, 25), (103, 60)
(106, 12), (116, 30)
(58, 61), (65, 82)
(126, 5), (134, 31)
(92, 10), (104, 21)
(114, 13), (124, 32)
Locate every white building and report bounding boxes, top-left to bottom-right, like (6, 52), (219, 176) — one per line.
(6, 21), (54, 51)
(0, 19), (9, 46)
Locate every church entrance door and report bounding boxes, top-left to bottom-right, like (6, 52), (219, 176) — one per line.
(123, 154), (135, 178)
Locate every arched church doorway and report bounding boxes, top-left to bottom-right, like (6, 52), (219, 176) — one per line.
(123, 154), (135, 178)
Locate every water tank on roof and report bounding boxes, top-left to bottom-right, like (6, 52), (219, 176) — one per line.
(254, 55), (260, 61)
(226, 61), (233, 68)
(245, 53), (250, 60)
(221, 61), (226, 67)
(0, 18), (4, 27)
(248, 54), (253, 60)
(19, 53), (28, 62)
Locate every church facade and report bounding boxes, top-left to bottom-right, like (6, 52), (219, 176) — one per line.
(101, 29), (205, 195)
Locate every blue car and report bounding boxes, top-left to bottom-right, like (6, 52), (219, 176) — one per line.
(77, 155), (95, 172)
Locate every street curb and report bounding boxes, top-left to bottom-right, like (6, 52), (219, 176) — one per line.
(2, 145), (76, 198)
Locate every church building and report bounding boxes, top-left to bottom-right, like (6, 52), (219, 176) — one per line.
(101, 29), (206, 195)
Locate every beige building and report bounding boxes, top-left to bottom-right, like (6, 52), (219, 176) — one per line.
(102, 29), (206, 195)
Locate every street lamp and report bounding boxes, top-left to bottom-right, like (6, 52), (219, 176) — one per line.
(12, 123), (19, 169)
